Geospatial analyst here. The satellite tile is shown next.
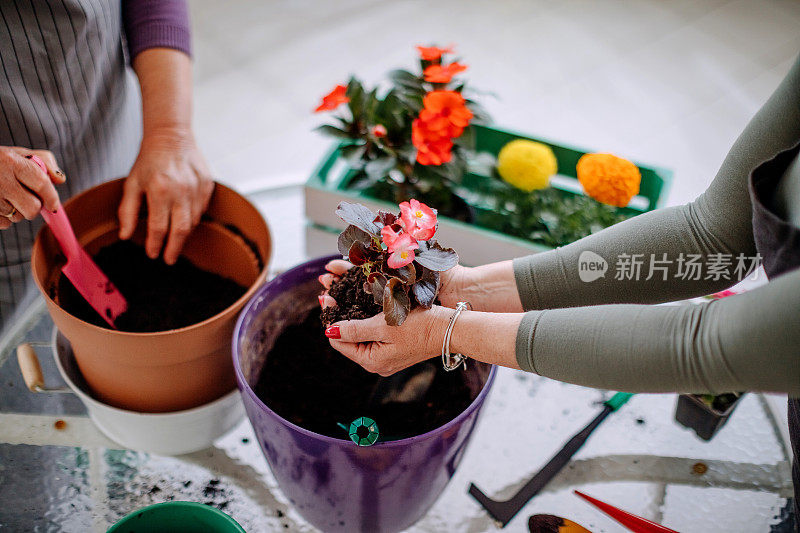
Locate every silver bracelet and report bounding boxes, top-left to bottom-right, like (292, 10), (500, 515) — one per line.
(441, 301), (472, 372)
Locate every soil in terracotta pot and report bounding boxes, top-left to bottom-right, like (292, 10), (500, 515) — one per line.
(56, 240), (247, 332)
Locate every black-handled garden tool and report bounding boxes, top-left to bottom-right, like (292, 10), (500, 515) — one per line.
(468, 391), (634, 527)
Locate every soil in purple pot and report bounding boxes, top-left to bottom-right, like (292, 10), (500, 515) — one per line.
(56, 240), (247, 332)
(255, 270), (476, 440)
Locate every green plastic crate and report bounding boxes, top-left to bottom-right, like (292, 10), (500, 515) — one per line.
(304, 124), (672, 264)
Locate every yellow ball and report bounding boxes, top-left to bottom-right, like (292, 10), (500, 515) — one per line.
(496, 140), (558, 192)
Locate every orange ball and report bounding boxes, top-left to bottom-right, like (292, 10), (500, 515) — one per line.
(577, 153), (641, 207)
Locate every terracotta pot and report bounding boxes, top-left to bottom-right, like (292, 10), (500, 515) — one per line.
(31, 178), (271, 413)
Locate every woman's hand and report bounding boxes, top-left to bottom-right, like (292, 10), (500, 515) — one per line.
(318, 259), (471, 308)
(118, 129), (213, 265)
(0, 146), (65, 230)
(325, 306), (450, 376)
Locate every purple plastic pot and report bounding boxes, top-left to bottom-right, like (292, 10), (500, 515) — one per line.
(233, 255), (496, 533)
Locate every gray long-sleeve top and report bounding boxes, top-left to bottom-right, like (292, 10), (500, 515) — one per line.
(513, 53), (800, 396)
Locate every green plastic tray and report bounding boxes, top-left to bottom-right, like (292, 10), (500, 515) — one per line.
(306, 123), (672, 250)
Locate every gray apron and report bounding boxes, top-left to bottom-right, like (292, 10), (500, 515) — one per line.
(749, 144), (800, 528)
(0, 0), (141, 329)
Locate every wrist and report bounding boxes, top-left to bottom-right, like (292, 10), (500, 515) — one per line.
(426, 305), (452, 356)
(140, 127), (195, 151)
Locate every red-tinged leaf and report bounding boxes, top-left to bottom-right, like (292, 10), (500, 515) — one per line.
(414, 241), (458, 271)
(412, 269), (440, 308)
(370, 273), (388, 306)
(393, 263), (416, 284)
(336, 202), (381, 236)
(348, 241), (370, 266)
(374, 211), (398, 227)
(383, 278), (410, 326)
(338, 225), (374, 257)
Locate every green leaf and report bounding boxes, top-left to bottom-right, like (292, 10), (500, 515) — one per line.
(383, 278), (411, 326)
(465, 99), (492, 125)
(315, 124), (352, 139)
(340, 144), (368, 167)
(389, 69), (424, 91)
(453, 125), (476, 149)
(336, 202), (380, 236)
(364, 156), (397, 179)
(346, 77), (365, 115)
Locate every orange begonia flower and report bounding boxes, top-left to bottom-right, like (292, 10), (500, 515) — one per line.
(423, 62), (468, 83)
(416, 139), (453, 166)
(423, 90), (473, 128)
(314, 84), (349, 113)
(416, 44), (454, 62)
(576, 153), (641, 207)
(412, 90), (473, 165)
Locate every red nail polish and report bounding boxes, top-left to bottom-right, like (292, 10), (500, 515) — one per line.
(318, 274), (326, 284)
(325, 325), (340, 339)
(318, 295), (325, 306)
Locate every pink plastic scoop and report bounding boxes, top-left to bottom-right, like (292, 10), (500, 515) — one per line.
(29, 155), (127, 328)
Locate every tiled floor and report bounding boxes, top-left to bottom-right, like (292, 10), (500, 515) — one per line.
(190, 0), (800, 206)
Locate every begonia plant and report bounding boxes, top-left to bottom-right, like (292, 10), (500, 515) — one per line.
(335, 200), (458, 326)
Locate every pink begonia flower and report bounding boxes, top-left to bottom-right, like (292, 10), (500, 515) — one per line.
(380, 224), (402, 249)
(386, 233), (419, 269)
(399, 199), (437, 241)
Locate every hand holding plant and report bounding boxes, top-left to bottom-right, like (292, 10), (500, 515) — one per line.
(321, 200), (458, 327)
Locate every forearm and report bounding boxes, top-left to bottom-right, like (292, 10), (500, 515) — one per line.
(133, 49), (194, 139)
(442, 308), (523, 369)
(516, 267), (800, 396)
(457, 260), (523, 312)
(513, 202), (755, 310)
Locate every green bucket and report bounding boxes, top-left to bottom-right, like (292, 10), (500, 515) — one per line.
(107, 501), (246, 533)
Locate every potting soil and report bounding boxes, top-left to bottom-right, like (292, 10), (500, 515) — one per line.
(256, 269), (475, 441)
(57, 240), (247, 332)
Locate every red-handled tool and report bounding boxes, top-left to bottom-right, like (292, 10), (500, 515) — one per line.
(574, 490), (679, 533)
(29, 155), (127, 328)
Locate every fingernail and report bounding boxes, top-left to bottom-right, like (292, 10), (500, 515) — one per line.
(318, 295), (325, 306)
(324, 325), (340, 339)
(318, 275), (325, 284)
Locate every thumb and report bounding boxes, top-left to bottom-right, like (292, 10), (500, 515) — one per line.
(332, 314), (388, 343)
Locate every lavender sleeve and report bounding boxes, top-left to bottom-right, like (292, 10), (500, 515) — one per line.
(122, 0), (192, 61)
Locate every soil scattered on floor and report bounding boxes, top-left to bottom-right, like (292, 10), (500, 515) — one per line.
(57, 240), (247, 332)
